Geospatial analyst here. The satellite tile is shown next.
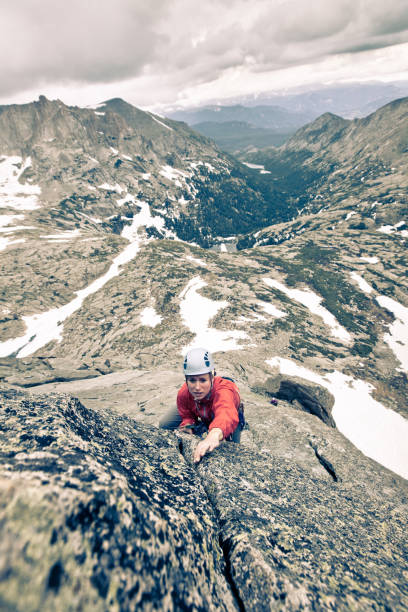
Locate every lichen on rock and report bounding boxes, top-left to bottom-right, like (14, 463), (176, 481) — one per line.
(0, 390), (237, 611)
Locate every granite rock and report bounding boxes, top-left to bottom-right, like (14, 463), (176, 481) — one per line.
(0, 390), (237, 611)
(180, 397), (408, 611)
(258, 374), (336, 427)
(1, 388), (408, 611)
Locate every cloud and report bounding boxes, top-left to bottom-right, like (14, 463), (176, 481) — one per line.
(147, 0), (408, 92)
(1, 0), (408, 106)
(0, 0), (168, 96)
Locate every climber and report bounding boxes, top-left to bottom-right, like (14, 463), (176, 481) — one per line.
(159, 347), (243, 463)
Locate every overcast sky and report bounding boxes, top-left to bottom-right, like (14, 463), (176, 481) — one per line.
(2, 0), (408, 111)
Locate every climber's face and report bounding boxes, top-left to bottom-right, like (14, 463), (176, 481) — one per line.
(186, 373), (212, 400)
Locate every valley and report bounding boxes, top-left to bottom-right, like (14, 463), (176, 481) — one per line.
(1, 92), (408, 610)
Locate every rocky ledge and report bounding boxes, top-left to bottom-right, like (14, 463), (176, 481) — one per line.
(0, 389), (407, 611)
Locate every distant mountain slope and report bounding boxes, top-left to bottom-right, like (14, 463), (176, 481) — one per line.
(226, 81), (408, 119)
(167, 103), (313, 130)
(238, 97), (408, 247)
(167, 104), (312, 153)
(185, 121), (293, 153)
(166, 83), (408, 153)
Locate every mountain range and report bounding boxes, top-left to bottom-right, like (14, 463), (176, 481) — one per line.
(168, 81), (408, 153)
(0, 92), (407, 609)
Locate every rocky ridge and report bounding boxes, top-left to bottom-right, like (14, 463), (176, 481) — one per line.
(0, 95), (291, 250)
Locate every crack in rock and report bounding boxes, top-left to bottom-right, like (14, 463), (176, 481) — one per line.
(309, 441), (339, 482)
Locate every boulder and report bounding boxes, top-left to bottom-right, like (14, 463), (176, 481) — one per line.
(259, 374), (336, 427)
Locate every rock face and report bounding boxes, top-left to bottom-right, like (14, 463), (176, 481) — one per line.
(0, 390), (237, 611)
(1, 389), (407, 611)
(1, 94), (408, 610)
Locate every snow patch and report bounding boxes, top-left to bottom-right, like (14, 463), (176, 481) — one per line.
(376, 295), (408, 373)
(0, 214), (24, 229)
(140, 307), (162, 327)
(259, 301), (287, 318)
(0, 237), (25, 251)
(264, 278), (351, 342)
(350, 272), (373, 294)
(160, 165), (188, 188)
(41, 229), (81, 240)
(242, 162), (271, 174)
(149, 113), (173, 131)
(98, 183), (123, 193)
(0, 156), (41, 210)
(266, 357), (408, 480)
(360, 256), (379, 264)
(117, 193), (135, 206)
(186, 255), (207, 267)
(179, 276), (248, 354)
(378, 221), (407, 235)
(121, 201), (165, 240)
(0, 225), (36, 234)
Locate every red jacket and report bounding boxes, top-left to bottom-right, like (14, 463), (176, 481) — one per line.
(177, 376), (240, 439)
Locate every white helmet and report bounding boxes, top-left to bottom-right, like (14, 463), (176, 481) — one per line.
(183, 347), (214, 376)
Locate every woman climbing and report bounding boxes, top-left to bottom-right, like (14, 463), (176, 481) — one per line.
(160, 347), (243, 463)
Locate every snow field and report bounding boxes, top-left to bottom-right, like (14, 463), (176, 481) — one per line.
(179, 276), (248, 355)
(267, 357), (408, 480)
(263, 277), (351, 342)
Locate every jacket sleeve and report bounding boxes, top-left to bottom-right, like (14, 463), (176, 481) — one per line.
(208, 383), (240, 439)
(177, 385), (196, 428)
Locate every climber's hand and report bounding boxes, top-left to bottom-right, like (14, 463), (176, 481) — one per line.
(194, 428), (223, 463)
